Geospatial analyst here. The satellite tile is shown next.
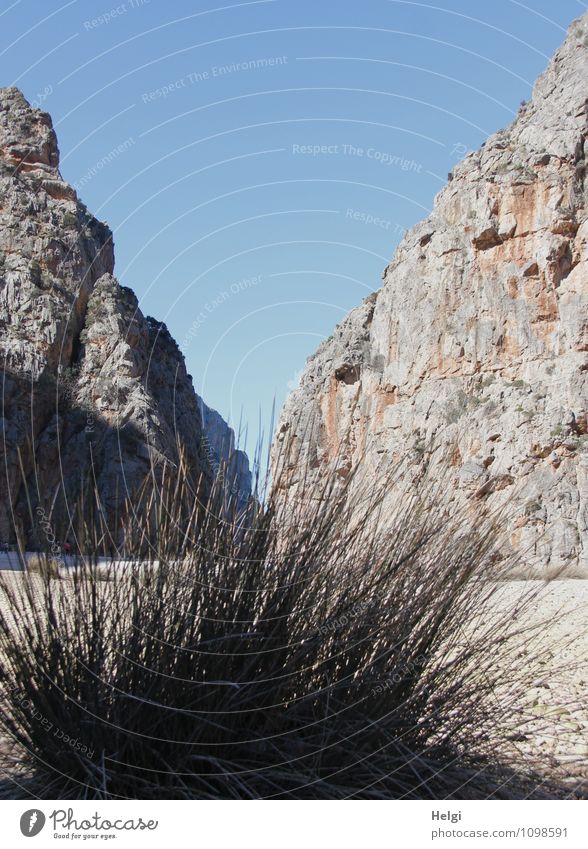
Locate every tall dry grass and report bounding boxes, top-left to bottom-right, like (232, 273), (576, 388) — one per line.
(0, 452), (571, 799)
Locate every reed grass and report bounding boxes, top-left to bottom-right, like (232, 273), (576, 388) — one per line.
(0, 449), (570, 799)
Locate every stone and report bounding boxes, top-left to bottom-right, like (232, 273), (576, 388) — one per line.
(272, 13), (588, 576)
(0, 88), (250, 545)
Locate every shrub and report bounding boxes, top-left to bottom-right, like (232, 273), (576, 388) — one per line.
(84, 297), (102, 325)
(62, 211), (78, 230)
(444, 389), (484, 423)
(29, 260), (42, 285)
(0, 452), (574, 800)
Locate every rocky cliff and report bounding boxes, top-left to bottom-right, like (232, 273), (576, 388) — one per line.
(0, 87), (249, 546)
(199, 401), (252, 509)
(273, 14), (588, 575)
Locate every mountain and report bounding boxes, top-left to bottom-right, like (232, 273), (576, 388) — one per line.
(0, 87), (250, 546)
(199, 401), (252, 510)
(272, 14), (588, 575)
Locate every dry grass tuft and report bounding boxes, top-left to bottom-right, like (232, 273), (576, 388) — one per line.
(0, 450), (578, 799)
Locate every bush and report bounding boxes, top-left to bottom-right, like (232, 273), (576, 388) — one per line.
(62, 211), (78, 230)
(29, 259), (42, 285)
(0, 454), (573, 799)
(444, 389), (483, 423)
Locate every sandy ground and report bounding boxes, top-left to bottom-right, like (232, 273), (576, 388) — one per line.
(489, 579), (588, 792)
(0, 570), (586, 797)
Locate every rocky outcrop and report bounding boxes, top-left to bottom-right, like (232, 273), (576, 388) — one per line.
(0, 87), (249, 545)
(273, 14), (588, 575)
(199, 402), (252, 509)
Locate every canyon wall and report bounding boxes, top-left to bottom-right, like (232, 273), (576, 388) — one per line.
(273, 14), (588, 575)
(0, 87), (249, 545)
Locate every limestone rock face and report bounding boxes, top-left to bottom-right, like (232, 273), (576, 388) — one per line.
(0, 88), (248, 544)
(273, 15), (588, 575)
(199, 402), (252, 509)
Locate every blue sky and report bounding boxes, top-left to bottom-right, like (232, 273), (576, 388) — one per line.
(1, 0), (584, 456)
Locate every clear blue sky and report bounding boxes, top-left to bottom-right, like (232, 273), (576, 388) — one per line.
(1, 0), (583, 456)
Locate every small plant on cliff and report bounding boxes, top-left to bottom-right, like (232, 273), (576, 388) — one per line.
(444, 389), (485, 423)
(62, 211), (78, 230)
(29, 259), (42, 285)
(0, 449), (572, 800)
(84, 297), (102, 324)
